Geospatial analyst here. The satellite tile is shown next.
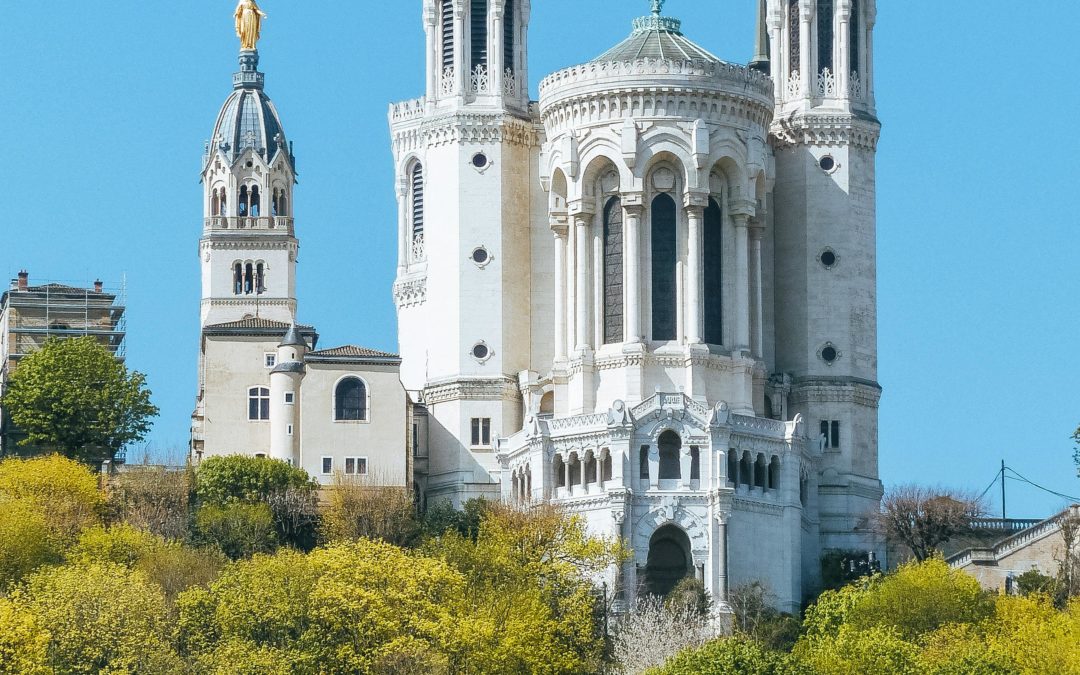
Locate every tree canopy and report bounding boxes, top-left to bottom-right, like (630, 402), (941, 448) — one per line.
(876, 484), (985, 561)
(1, 336), (157, 461)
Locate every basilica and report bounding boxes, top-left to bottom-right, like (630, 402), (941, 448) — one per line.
(194, 0), (883, 614)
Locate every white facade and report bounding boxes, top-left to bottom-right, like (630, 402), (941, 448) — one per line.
(192, 49), (409, 489)
(391, 0), (883, 611)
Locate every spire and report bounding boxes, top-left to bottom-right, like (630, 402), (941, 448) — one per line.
(279, 324), (308, 349)
(651, 0), (665, 16)
(633, 0), (681, 35)
(749, 0), (770, 74)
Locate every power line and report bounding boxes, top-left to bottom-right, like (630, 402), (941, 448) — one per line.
(975, 470), (1000, 503)
(1004, 467), (1080, 504)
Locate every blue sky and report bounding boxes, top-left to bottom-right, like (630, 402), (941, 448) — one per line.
(2, 1), (1078, 516)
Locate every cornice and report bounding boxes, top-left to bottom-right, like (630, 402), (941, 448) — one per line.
(770, 111), (881, 151)
(391, 110), (543, 151)
(393, 275), (427, 309)
(424, 377), (522, 405)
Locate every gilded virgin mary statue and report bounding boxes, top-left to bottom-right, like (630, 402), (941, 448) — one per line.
(235, 0), (268, 50)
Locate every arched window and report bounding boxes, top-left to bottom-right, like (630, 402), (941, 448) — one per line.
(651, 193), (677, 341)
(244, 263), (254, 294)
(211, 189), (220, 216)
(220, 190), (227, 216)
(568, 455), (581, 486)
(272, 188), (279, 216)
(248, 387), (270, 420)
(233, 263), (243, 295)
(769, 456), (781, 490)
(727, 451), (738, 485)
(553, 455), (565, 488)
(470, 0), (488, 72)
(250, 186), (260, 217)
(440, 0), (454, 71)
(255, 263), (265, 294)
(503, 0), (516, 76)
(238, 186), (249, 217)
(740, 452), (753, 487)
(601, 452), (612, 482)
(703, 197), (723, 345)
(603, 197), (624, 344)
(690, 447), (700, 481)
(639, 445), (650, 480)
(818, 0), (834, 75)
(755, 454), (767, 489)
(584, 454), (596, 485)
(788, 0), (800, 77)
(410, 162), (424, 240)
(334, 377), (368, 421)
(850, 0), (861, 77)
(658, 430), (681, 480)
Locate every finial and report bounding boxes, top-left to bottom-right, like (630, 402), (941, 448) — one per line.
(235, 0), (268, 51)
(651, 0), (665, 16)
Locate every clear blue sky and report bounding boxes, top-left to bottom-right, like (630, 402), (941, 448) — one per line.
(2, 1), (1078, 516)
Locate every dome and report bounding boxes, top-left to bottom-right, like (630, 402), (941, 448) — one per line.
(593, 12), (721, 64)
(208, 51), (292, 169)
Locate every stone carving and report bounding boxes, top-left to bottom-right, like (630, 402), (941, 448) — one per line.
(815, 67), (837, 98)
(710, 400), (731, 427)
(607, 399), (633, 428)
(235, 0), (267, 51)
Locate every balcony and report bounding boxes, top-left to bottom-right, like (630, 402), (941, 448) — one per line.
(204, 216), (294, 235)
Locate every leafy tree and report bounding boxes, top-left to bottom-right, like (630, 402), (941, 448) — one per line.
(70, 523), (163, 568)
(650, 637), (800, 675)
(1, 336), (157, 461)
(194, 502), (278, 560)
(421, 496), (490, 540)
(795, 624), (919, 675)
(8, 562), (184, 674)
(0, 500), (61, 590)
(0, 454), (104, 541)
(0, 598), (50, 675)
(1015, 568), (1058, 598)
(322, 472), (421, 547)
(876, 484), (985, 561)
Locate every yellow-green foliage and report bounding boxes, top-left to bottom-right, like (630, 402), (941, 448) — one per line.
(0, 598), (49, 675)
(0, 454), (103, 541)
(70, 523), (164, 567)
(0, 499), (60, 590)
(8, 562), (183, 674)
(649, 637), (800, 675)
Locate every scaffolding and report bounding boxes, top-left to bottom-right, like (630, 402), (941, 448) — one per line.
(3, 279), (127, 362)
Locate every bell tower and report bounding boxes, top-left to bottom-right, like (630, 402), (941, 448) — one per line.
(392, 0), (542, 505)
(200, 45), (298, 327)
(767, 0), (884, 557)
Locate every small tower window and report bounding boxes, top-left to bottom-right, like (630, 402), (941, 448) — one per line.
(818, 0), (834, 74)
(243, 263), (254, 294)
(248, 387), (270, 421)
(441, 0), (454, 71)
(334, 377), (368, 422)
(503, 0), (516, 77)
(233, 263), (243, 295)
(769, 456), (780, 490)
(238, 186), (249, 217)
(250, 186), (260, 217)
(411, 162), (425, 240)
(788, 0), (800, 76)
(657, 430), (681, 480)
(639, 446), (650, 480)
(703, 197), (724, 345)
(651, 193), (677, 341)
(470, 0), (488, 72)
(211, 189), (221, 217)
(850, 0), (861, 77)
(255, 262), (265, 294)
(603, 197), (624, 345)
(220, 190), (227, 216)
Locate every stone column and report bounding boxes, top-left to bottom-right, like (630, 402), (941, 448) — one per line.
(453, 4), (467, 97)
(396, 184), (408, 272)
(717, 515), (730, 602)
(750, 221), (765, 357)
(574, 214), (592, 352)
(685, 204), (704, 344)
(424, 6), (438, 100)
(623, 202), (643, 343)
(564, 456), (572, 496)
(768, 2), (784, 100)
(799, 0), (813, 97)
(552, 221), (568, 361)
(733, 214), (751, 353)
(837, 0), (852, 97)
(490, 1), (504, 96)
(866, 6), (876, 105)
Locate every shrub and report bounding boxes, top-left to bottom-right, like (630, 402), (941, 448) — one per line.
(613, 595), (712, 674)
(0, 499), (61, 590)
(194, 502), (278, 560)
(106, 465), (192, 540)
(650, 637), (798, 675)
(323, 473), (420, 547)
(69, 523), (164, 567)
(193, 455), (316, 506)
(0, 454), (103, 541)
(0, 598), (50, 675)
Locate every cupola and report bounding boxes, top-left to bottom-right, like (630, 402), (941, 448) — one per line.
(206, 51), (294, 172)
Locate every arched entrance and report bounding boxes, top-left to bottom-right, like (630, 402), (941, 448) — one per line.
(645, 524), (693, 597)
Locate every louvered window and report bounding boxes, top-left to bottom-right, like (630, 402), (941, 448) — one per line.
(703, 198), (724, 345)
(849, 0), (860, 76)
(410, 163), (424, 238)
(603, 197), (624, 345)
(818, 0), (833, 74)
(471, 0), (488, 71)
(441, 0), (454, 70)
(651, 193), (677, 341)
(503, 0), (515, 76)
(788, 0), (800, 75)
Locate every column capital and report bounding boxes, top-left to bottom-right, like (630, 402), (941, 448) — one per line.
(732, 213), (752, 228)
(621, 191), (646, 208)
(729, 199), (756, 219)
(683, 191), (710, 209)
(798, 0), (814, 20)
(749, 218), (766, 238)
(550, 221), (568, 238)
(567, 199), (595, 218)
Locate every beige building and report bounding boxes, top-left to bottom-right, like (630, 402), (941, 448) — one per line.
(0, 271), (126, 457)
(189, 42), (409, 488)
(949, 505), (1080, 593)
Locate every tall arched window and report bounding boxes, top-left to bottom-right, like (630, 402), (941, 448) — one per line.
(233, 263), (243, 295)
(441, 0), (454, 71)
(244, 263), (254, 294)
(603, 197), (624, 344)
(211, 190), (220, 216)
(248, 387), (269, 420)
(849, 0), (861, 78)
(249, 186), (260, 217)
(470, 0), (488, 72)
(818, 0), (834, 75)
(255, 263), (265, 294)
(788, 0), (800, 76)
(703, 197), (723, 345)
(503, 0), (516, 77)
(651, 193), (677, 341)
(410, 162), (424, 240)
(220, 190), (227, 216)
(238, 186), (249, 217)
(334, 377), (368, 421)
(658, 430), (681, 480)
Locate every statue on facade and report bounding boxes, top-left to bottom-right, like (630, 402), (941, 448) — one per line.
(235, 0), (268, 50)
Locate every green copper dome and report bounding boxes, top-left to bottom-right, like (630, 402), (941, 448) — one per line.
(593, 2), (721, 63)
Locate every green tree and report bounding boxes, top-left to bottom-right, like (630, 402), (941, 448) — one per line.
(8, 562), (184, 674)
(1, 336), (157, 461)
(0, 454), (104, 541)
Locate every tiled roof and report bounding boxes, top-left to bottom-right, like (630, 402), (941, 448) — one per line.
(308, 345), (399, 359)
(204, 318), (304, 330)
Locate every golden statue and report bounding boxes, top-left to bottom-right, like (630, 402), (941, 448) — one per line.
(235, 0), (268, 50)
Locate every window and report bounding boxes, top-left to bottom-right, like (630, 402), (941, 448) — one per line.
(238, 186), (249, 217)
(603, 197), (624, 344)
(321, 457), (333, 475)
(248, 387), (270, 421)
(470, 0), (488, 72)
(850, 0), (861, 77)
(820, 420), (841, 449)
(554, 455), (566, 488)
(284, 392), (295, 405)
(264, 353), (276, 368)
(690, 447), (700, 480)
(651, 193), (677, 341)
(788, 0), (800, 76)
(727, 450), (738, 485)
(412, 423), (421, 458)
(410, 162), (424, 240)
(344, 457), (368, 476)
(503, 0), (516, 76)
(286, 424), (293, 436)
(639, 446), (650, 480)
(769, 456), (780, 490)
(471, 418), (492, 447)
(234, 263), (244, 295)
(657, 430), (681, 480)
(818, 0), (834, 74)
(703, 197), (724, 344)
(441, 0), (454, 70)
(334, 378), (367, 421)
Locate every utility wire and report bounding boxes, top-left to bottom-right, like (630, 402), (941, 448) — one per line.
(975, 470), (1000, 503)
(1004, 467), (1080, 503)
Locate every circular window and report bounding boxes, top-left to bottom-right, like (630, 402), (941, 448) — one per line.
(821, 345), (839, 364)
(471, 247), (489, 265)
(818, 156), (836, 172)
(471, 342), (490, 361)
(820, 249), (837, 268)
(471, 153), (489, 169)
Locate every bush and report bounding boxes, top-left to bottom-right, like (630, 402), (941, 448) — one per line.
(0, 454), (103, 541)
(106, 465), (192, 540)
(613, 595), (712, 674)
(323, 473), (420, 547)
(193, 455), (316, 506)
(650, 637), (798, 675)
(195, 502), (278, 560)
(0, 598), (50, 674)
(138, 543), (227, 606)
(0, 499), (61, 590)
(70, 523), (164, 567)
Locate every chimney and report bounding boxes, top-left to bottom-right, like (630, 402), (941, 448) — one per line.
(93, 279), (103, 293)
(17, 270), (28, 291)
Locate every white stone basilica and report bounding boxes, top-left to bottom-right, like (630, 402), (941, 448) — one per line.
(391, 0), (883, 611)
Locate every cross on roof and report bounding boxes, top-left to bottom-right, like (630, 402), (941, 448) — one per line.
(651, 0), (665, 16)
